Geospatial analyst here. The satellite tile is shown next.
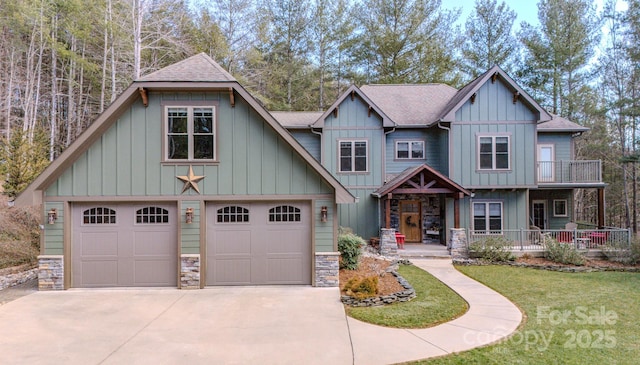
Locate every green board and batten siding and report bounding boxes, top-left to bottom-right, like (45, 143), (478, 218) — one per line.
(45, 92), (332, 197)
(538, 133), (573, 161)
(385, 129), (445, 175)
(43, 202), (64, 255)
(44, 91), (336, 255)
(321, 94), (384, 239)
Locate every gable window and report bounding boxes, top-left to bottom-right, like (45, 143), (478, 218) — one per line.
(396, 141), (425, 159)
(217, 206), (249, 223)
(269, 205), (301, 222)
(553, 200), (568, 217)
(83, 207), (116, 224)
(473, 202), (502, 232)
(478, 135), (510, 170)
(136, 206), (169, 224)
(339, 140), (367, 172)
(166, 106), (215, 161)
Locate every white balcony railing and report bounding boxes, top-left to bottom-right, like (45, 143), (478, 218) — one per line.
(537, 160), (602, 184)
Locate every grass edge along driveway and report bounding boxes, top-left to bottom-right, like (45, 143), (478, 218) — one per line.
(416, 265), (640, 365)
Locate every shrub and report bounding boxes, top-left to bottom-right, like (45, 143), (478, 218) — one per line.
(602, 240), (640, 265)
(0, 195), (40, 269)
(469, 236), (515, 262)
(338, 230), (366, 270)
(343, 276), (379, 299)
(544, 239), (585, 265)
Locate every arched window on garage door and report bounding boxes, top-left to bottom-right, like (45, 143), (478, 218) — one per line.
(136, 206), (169, 224)
(83, 207), (116, 224)
(268, 205), (301, 222)
(217, 206), (249, 223)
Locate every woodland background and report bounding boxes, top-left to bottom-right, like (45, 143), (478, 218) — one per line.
(0, 0), (639, 233)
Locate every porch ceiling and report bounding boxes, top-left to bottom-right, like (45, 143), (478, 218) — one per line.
(373, 164), (471, 198)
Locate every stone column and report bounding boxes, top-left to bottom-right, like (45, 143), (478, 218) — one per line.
(449, 228), (469, 259)
(380, 228), (398, 257)
(38, 255), (64, 290)
(180, 254), (200, 289)
(315, 252), (340, 287)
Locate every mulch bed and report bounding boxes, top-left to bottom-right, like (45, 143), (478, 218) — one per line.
(339, 256), (404, 296)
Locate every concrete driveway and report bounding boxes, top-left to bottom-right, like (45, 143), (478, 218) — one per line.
(0, 286), (353, 364)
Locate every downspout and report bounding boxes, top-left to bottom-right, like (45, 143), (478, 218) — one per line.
(310, 126), (323, 164)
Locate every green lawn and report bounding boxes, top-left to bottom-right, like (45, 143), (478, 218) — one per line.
(345, 264), (468, 328)
(416, 266), (640, 365)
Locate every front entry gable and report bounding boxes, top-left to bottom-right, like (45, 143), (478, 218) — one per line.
(373, 164), (470, 198)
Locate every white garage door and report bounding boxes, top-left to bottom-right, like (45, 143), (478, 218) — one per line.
(72, 203), (178, 288)
(206, 202), (311, 285)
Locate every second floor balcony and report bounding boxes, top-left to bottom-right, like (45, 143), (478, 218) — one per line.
(537, 160), (603, 186)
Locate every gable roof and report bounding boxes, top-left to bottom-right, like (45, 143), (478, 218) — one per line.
(311, 85), (396, 128)
(360, 84), (458, 126)
(271, 111), (323, 128)
(538, 114), (589, 133)
(438, 65), (553, 124)
(15, 54), (355, 206)
(372, 164), (470, 198)
(137, 53), (236, 82)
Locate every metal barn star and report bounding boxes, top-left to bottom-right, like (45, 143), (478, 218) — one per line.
(176, 165), (205, 194)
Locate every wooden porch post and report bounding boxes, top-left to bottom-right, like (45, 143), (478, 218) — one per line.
(454, 193), (461, 228)
(385, 193), (391, 228)
(598, 187), (605, 229)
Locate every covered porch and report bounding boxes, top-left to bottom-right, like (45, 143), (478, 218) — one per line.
(372, 164), (471, 245)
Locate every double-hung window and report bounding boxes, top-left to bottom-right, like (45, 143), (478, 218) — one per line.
(396, 141), (425, 159)
(339, 140), (368, 172)
(478, 135), (510, 170)
(166, 106), (216, 161)
(473, 202), (503, 233)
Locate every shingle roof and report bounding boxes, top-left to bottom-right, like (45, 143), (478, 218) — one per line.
(137, 53), (236, 82)
(538, 114), (589, 133)
(271, 111), (322, 128)
(360, 84), (458, 126)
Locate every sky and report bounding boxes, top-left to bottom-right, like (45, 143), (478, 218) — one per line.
(441, 0), (540, 30)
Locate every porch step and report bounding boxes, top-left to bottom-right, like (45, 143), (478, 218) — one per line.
(398, 244), (451, 259)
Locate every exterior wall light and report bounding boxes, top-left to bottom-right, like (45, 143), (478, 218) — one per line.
(47, 208), (58, 225)
(320, 206), (328, 223)
(185, 207), (194, 224)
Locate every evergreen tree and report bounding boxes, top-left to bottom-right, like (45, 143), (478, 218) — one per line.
(461, 0), (519, 78)
(0, 128), (50, 198)
(518, 0), (600, 119)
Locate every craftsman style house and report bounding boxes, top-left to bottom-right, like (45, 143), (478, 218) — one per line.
(15, 54), (355, 290)
(274, 66), (606, 245)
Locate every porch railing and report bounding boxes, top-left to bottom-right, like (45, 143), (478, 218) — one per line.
(468, 228), (631, 251)
(537, 160), (602, 184)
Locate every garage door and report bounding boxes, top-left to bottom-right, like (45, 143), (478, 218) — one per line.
(206, 202), (311, 285)
(72, 203), (178, 288)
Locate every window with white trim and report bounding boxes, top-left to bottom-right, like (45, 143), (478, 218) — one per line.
(83, 207), (116, 225)
(396, 141), (425, 159)
(217, 206), (249, 223)
(473, 202), (503, 232)
(478, 135), (510, 170)
(553, 200), (568, 217)
(339, 140), (368, 172)
(136, 207), (169, 224)
(166, 106), (215, 160)
(268, 205), (301, 222)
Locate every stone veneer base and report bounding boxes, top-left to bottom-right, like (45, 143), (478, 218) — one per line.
(315, 252), (340, 287)
(38, 255), (64, 291)
(180, 254), (200, 289)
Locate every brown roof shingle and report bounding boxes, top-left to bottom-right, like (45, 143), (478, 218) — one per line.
(137, 53), (235, 82)
(271, 111), (323, 128)
(360, 84), (458, 126)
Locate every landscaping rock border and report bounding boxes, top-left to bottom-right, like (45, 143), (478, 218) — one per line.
(0, 264), (38, 290)
(453, 258), (640, 273)
(341, 260), (417, 307)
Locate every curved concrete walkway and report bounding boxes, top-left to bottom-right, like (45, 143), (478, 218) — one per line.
(348, 259), (523, 364)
